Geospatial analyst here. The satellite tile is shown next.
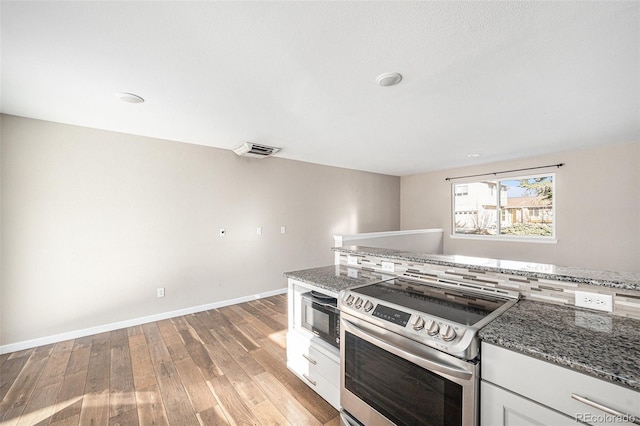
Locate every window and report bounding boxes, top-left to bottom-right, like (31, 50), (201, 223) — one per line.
(454, 185), (468, 196)
(452, 174), (555, 240)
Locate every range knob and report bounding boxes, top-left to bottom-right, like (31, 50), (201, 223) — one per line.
(345, 294), (354, 305)
(354, 297), (363, 309)
(439, 324), (457, 341)
(412, 316), (425, 331)
(363, 300), (374, 312)
(425, 319), (440, 336)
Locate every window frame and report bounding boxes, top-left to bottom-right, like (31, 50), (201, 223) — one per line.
(450, 172), (557, 243)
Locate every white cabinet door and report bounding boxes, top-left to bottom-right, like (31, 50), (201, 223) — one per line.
(481, 381), (579, 426)
(287, 330), (340, 410)
(482, 343), (640, 425)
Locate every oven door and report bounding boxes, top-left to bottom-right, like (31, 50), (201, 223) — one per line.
(340, 314), (478, 426)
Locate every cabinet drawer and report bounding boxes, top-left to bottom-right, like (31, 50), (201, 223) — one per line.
(482, 343), (640, 425)
(287, 331), (340, 387)
(296, 366), (340, 410)
(306, 345), (340, 387)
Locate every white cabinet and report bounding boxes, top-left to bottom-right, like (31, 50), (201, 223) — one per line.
(286, 279), (340, 410)
(287, 329), (340, 409)
(482, 381), (578, 425)
(481, 342), (640, 426)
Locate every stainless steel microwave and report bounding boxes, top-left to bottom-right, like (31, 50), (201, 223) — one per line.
(300, 291), (340, 348)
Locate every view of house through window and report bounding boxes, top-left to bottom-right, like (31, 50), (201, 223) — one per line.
(453, 174), (555, 238)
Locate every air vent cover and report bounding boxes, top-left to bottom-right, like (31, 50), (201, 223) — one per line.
(233, 142), (280, 158)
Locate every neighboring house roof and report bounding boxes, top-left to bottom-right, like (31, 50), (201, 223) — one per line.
(505, 196), (552, 208)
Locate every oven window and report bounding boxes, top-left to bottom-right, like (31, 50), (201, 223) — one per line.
(344, 332), (462, 426)
(305, 303), (330, 334)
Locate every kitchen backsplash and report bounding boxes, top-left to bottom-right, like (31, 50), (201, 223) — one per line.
(336, 251), (640, 320)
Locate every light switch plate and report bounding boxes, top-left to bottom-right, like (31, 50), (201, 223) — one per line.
(347, 255), (359, 266)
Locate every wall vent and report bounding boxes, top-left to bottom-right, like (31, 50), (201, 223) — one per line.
(233, 142), (281, 158)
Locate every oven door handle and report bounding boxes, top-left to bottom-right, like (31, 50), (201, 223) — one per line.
(342, 316), (474, 381)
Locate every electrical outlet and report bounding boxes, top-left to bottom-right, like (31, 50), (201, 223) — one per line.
(257, 227), (262, 235)
(281, 226), (286, 234)
(157, 287), (165, 298)
(575, 290), (612, 312)
(347, 255), (359, 266)
(381, 261), (395, 272)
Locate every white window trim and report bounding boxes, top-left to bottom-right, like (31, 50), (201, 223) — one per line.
(449, 234), (558, 244)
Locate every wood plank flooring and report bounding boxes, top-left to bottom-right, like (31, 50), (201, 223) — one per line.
(0, 294), (339, 425)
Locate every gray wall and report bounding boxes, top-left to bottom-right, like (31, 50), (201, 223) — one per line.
(401, 142), (640, 272)
(0, 114), (400, 346)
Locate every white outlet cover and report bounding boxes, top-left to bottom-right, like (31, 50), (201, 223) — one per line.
(281, 226), (286, 234)
(347, 255), (358, 266)
(575, 290), (613, 313)
(381, 261), (395, 272)
(257, 227), (262, 235)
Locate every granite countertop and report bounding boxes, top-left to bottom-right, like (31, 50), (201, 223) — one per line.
(480, 300), (640, 391)
(284, 264), (394, 295)
(333, 246), (640, 291)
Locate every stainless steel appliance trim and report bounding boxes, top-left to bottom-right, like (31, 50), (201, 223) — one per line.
(468, 296), (518, 330)
(340, 410), (362, 426)
(571, 393), (640, 425)
(301, 292), (339, 310)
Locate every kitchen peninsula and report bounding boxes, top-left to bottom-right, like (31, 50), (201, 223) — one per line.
(285, 246), (640, 424)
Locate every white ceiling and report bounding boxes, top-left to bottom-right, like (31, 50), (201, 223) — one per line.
(1, 1), (638, 176)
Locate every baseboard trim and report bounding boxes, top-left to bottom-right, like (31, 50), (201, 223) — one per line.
(0, 288), (287, 355)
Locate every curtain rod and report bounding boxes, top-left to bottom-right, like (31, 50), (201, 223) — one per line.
(444, 163), (564, 182)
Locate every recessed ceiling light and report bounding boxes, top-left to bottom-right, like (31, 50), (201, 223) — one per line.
(467, 153), (481, 158)
(116, 92), (145, 104)
(376, 72), (402, 87)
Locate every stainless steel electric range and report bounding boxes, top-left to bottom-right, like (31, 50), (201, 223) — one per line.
(338, 274), (519, 426)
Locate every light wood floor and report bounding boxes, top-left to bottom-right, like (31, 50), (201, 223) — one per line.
(0, 294), (339, 425)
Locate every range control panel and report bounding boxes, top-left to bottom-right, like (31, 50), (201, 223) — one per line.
(339, 291), (468, 355)
(371, 304), (411, 326)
